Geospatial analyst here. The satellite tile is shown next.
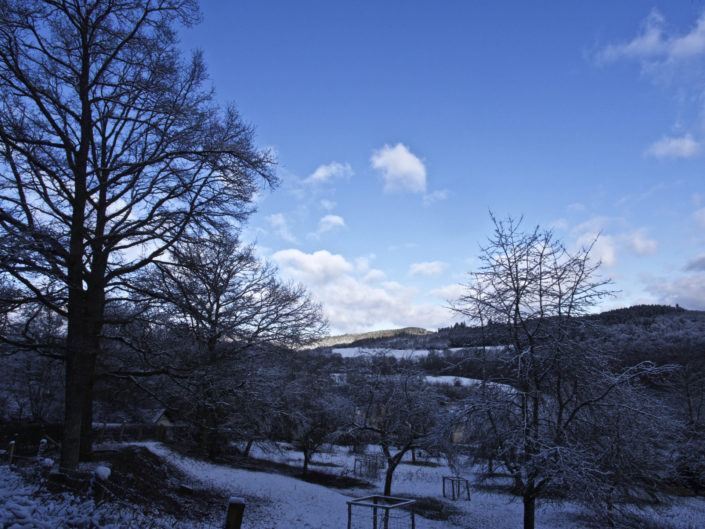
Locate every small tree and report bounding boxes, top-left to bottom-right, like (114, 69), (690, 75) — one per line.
(278, 371), (350, 475)
(453, 215), (674, 529)
(353, 365), (441, 495)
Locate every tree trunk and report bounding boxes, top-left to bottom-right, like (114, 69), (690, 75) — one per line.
(61, 352), (86, 471)
(523, 493), (535, 529)
(383, 462), (397, 496)
(303, 450), (310, 475)
(62, 324), (101, 469)
(79, 350), (97, 461)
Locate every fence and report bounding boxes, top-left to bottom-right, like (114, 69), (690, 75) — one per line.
(347, 495), (416, 529)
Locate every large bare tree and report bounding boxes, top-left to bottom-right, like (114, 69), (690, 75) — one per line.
(0, 0), (274, 469)
(453, 215), (674, 529)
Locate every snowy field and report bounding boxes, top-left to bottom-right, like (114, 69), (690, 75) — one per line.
(3, 441), (705, 528)
(331, 345), (507, 360)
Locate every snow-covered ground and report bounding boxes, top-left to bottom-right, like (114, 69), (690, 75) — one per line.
(146, 442), (705, 529)
(3, 442), (705, 528)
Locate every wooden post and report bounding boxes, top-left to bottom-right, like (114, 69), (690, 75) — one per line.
(224, 497), (245, 529)
(37, 438), (48, 458)
(8, 441), (15, 465)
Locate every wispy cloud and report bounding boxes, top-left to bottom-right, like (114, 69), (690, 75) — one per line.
(597, 10), (705, 154)
(409, 260), (449, 277)
(625, 228), (658, 255)
(645, 273), (705, 310)
(645, 133), (701, 159)
(318, 214), (346, 233)
(571, 217), (658, 267)
(320, 199), (337, 211)
(422, 189), (449, 206)
(303, 161), (353, 185)
(597, 9), (705, 66)
(266, 213), (297, 243)
(371, 143), (427, 194)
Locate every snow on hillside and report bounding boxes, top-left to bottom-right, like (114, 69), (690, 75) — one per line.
(331, 347), (432, 359)
(424, 375), (515, 393)
(331, 345), (508, 359)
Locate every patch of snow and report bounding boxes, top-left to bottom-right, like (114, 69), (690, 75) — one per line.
(94, 465), (111, 481)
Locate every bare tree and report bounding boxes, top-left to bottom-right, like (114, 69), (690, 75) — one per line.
(277, 370), (351, 475)
(136, 231), (326, 361)
(352, 365), (441, 496)
(453, 215), (675, 529)
(0, 0), (275, 469)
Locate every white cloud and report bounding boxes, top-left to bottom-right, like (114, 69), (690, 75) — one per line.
(572, 217), (618, 268)
(409, 261), (449, 277)
(304, 162), (353, 185)
(370, 143), (427, 194)
(318, 214), (346, 233)
(429, 283), (466, 302)
(271, 249), (353, 283)
(645, 134), (701, 159)
(266, 213), (297, 243)
(271, 249), (453, 333)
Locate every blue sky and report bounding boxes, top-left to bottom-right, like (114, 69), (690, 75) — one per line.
(180, 1), (705, 334)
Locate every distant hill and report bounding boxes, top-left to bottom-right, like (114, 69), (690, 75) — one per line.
(587, 304), (689, 324)
(308, 327), (432, 348)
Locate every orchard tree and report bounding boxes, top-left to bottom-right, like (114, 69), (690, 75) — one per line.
(0, 0), (274, 469)
(353, 366), (441, 496)
(278, 371), (351, 475)
(453, 215), (675, 529)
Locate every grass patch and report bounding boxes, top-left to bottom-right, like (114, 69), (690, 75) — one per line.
(400, 495), (463, 521)
(214, 452), (374, 490)
(401, 459), (441, 467)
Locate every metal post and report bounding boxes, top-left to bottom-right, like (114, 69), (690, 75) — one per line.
(224, 497), (245, 529)
(8, 441), (15, 465)
(347, 502), (352, 529)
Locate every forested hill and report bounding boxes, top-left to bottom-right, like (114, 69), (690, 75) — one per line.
(326, 305), (705, 368)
